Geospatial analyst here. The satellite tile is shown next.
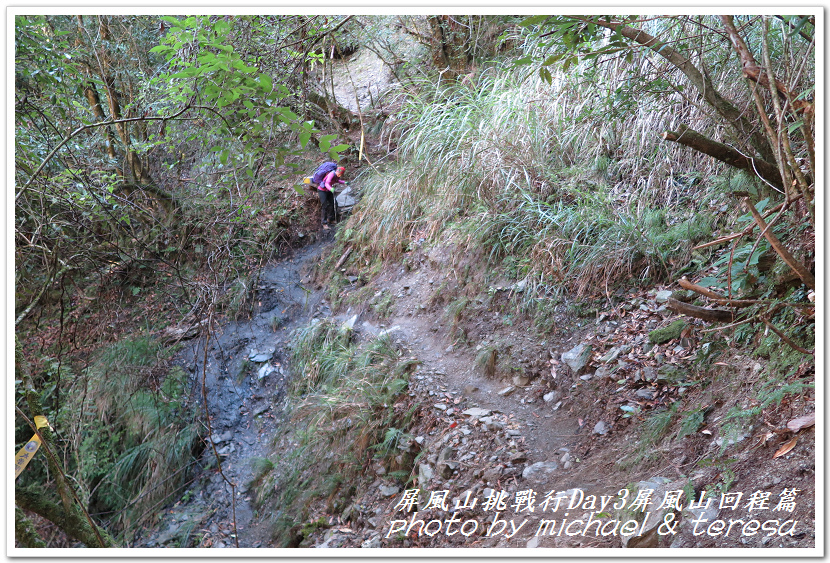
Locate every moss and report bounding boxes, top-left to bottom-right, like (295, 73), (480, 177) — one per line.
(649, 320), (687, 344)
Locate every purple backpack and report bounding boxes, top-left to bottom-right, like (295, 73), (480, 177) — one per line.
(311, 162), (338, 185)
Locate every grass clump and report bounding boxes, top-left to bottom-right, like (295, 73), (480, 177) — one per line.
(62, 337), (201, 533)
(259, 319), (418, 546)
(343, 60), (719, 299)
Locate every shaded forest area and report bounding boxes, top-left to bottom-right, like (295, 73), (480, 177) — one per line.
(14, 14), (816, 549)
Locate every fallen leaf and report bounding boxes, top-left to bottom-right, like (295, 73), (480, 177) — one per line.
(786, 413), (815, 432)
(773, 435), (798, 458)
(578, 418), (584, 427)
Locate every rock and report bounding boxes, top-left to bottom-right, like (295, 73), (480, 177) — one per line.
(414, 436), (425, 445)
(579, 374), (592, 381)
(155, 519), (188, 545)
(342, 315), (360, 331)
(641, 366), (657, 381)
(681, 503), (721, 537)
(623, 477), (683, 548)
(462, 407), (491, 418)
(347, 275), (359, 283)
(636, 388), (655, 400)
(512, 374), (530, 387)
(600, 347), (622, 363)
(434, 403), (448, 411)
(438, 446), (455, 478)
(361, 535), (381, 549)
(463, 385), (479, 395)
(498, 386), (517, 397)
(527, 537), (539, 548)
(210, 430), (234, 444)
(562, 343), (593, 374)
(482, 467), (503, 483)
(655, 290), (674, 303)
(418, 463), (434, 485)
(715, 433), (749, 448)
(593, 421), (609, 435)
(257, 363), (276, 379)
(594, 366), (610, 379)
(378, 325), (402, 337)
(248, 350), (274, 363)
(522, 461), (559, 482)
(649, 320), (687, 344)
(543, 391), (560, 403)
(379, 484), (400, 497)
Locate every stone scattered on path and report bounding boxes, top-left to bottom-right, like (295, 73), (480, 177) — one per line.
(562, 343), (592, 374)
(522, 461), (559, 482)
(248, 350), (273, 363)
(462, 407), (491, 418)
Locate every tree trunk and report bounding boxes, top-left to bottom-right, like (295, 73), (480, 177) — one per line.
(589, 18), (776, 164)
(76, 16), (117, 159)
(15, 337), (115, 548)
(97, 16), (152, 185)
(15, 488), (114, 548)
(662, 124), (783, 188)
(15, 507), (47, 548)
(427, 16), (472, 79)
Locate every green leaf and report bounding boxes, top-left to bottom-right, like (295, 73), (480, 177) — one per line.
(519, 15), (550, 27)
(299, 131), (311, 148)
(787, 119), (805, 135)
(220, 149), (229, 165)
(788, 16), (810, 38)
(319, 133), (337, 153)
(258, 73), (273, 92)
(160, 16), (185, 27)
(698, 277), (724, 289)
(330, 143), (349, 152)
(293, 185), (306, 195)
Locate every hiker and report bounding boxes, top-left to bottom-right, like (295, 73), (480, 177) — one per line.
(318, 165), (346, 229)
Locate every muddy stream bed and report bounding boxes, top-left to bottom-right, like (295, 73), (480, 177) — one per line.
(132, 241), (330, 548)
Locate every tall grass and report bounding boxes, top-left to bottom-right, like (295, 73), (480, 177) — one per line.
(67, 337), (200, 532)
(258, 320), (418, 545)
(345, 57), (725, 294)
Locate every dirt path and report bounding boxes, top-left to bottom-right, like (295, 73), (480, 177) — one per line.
(132, 234), (815, 551)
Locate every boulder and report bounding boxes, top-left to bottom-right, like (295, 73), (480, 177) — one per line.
(562, 343), (592, 374)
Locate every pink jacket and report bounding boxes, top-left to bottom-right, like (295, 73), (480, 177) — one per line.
(319, 170), (345, 192)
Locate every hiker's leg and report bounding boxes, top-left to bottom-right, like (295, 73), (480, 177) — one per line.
(325, 192), (336, 223)
(317, 190), (328, 224)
